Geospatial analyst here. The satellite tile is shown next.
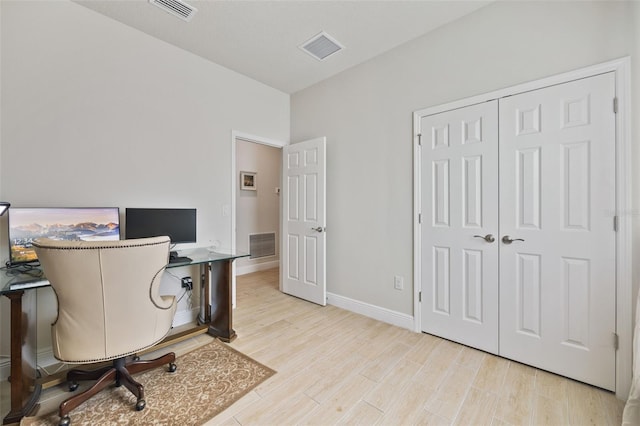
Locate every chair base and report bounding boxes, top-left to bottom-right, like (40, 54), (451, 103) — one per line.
(57, 352), (176, 426)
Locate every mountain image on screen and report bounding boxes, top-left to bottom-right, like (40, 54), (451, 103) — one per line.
(11, 222), (120, 240)
(8, 207), (121, 264)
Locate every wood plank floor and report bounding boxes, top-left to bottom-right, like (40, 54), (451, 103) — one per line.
(15, 268), (625, 425)
(209, 268), (625, 425)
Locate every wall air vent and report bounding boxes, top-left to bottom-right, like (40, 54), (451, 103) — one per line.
(149, 0), (197, 22)
(249, 232), (276, 259)
(299, 31), (344, 61)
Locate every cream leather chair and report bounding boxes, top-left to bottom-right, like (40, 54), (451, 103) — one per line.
(33, 236), (177, 426)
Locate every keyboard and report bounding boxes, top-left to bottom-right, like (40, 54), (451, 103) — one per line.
(169, 256), (192, 264)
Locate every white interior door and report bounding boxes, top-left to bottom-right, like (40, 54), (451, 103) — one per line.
(499, 73), (616, 390)
(420, 101), (499, 354)
(281, 137), (327, 305)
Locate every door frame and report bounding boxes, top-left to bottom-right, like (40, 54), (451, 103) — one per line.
(413, 57), (632, 398)
(231, 131), (287, 302)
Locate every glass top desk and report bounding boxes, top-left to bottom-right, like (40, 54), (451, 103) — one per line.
(0, 247), (248, 424)
(168, 248), (249, 343)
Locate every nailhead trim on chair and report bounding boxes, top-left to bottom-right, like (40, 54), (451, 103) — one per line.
(55, 328), (172, 364)
(32, 239), (170, 251)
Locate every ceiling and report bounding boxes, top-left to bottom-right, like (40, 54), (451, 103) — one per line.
(75, 0), (493, 94)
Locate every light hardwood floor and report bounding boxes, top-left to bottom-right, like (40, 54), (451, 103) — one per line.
(209, 269), (625, 425)
(15, 268), (625, 425)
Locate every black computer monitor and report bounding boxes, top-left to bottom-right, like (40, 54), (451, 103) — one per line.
(8, 207), (121, 265)
(125, 208), (196, 244)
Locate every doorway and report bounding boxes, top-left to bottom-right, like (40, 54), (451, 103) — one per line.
(231, 132), (285, 305)
(235, 140), (282, 275)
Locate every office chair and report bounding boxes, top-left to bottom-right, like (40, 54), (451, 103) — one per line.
(33, 236), (177, 426)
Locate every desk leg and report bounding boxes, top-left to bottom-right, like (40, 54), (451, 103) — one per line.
(198, 264), (211, 324)
(3, 291), (40, 425)
(207, 260), (236, 342)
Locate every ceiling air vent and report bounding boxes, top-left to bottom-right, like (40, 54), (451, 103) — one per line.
(299, 31), (344, 61)
(149, 0), (197, 22)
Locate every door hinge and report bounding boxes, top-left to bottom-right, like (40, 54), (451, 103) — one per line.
(613, 332), (619, 350)
(613, 97), (618, 114)
(614, 215), (618, 232)
(419, 291), (422, 302)
(417, 133), (422, 146)
(418, 213), (422, 224)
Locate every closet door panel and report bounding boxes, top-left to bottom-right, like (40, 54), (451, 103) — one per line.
(420, 101), (499, 354)
(498, 73), (616, 390)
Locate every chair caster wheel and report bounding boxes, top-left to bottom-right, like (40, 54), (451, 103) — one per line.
(59, 415), (71, 426)
(68, 382), (79, 392)
(136, 399), (146, 411)
(168, 363), (177, 373)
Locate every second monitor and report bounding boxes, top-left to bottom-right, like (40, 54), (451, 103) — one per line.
(125, 208), (196, 244)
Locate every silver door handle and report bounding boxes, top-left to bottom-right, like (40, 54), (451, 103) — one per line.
(473, 234), (495, 243)
(312, 227), (325, 233)
(502, 235), (525, 244)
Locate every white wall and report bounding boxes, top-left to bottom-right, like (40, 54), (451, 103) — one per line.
(631, 1), (640, 319)
(235, 139), (281, 274)
(0, 0), (289, 365)
(291, 0), (636, 317)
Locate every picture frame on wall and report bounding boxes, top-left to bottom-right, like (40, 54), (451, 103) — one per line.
(240, 171), (257, 190)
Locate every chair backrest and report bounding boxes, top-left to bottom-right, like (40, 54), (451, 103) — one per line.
(33, 236), (175, 363)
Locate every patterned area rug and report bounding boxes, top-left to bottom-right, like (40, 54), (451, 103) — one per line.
(21, 339), (275, 425)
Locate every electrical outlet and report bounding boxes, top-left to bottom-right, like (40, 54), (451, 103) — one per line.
(181, 276), (193, 291)
(394, 275), (404, 290)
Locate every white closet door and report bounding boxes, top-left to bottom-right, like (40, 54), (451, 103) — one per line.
(420, 101), (499, 354)
(499, 73), (616, 390)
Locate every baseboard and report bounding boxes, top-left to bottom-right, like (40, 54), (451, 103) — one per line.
(172, 307), (199, 328)
(326, 292), (414, 330)
(0, 357), (10, 381)
(0, 348), (59, 380)
(36, 348), (58, 374)
(1, 347), (61, 380)
(236, 260), (279, 276)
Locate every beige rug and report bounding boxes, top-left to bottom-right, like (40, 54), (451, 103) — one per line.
(21, 339), (275, 426)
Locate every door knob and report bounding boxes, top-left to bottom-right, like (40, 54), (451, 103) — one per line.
(312, 227), (325, 233)
(502, 235), (525, 244)
(473, 234), (495, 243)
